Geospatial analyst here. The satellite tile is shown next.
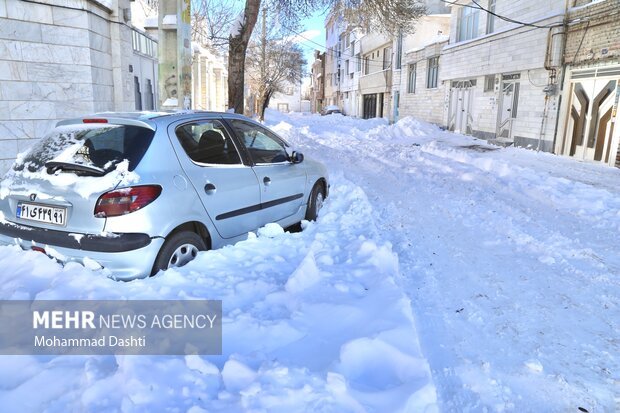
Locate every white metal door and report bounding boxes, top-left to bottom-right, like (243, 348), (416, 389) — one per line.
(448, 82), (472, 134)
(497, 81), (519, 140)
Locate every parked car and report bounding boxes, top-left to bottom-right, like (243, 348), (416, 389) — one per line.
(320, 105), (342, 116)
(0, 111), (329, 280)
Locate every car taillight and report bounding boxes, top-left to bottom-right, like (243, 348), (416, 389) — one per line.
(94, 185), (162, 218)
(83, 118), (108, 123)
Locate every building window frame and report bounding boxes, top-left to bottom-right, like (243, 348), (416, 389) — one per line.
(426, 57), (439, 89)
(407, 63), (417, 93)
(486, 0), (496, 34)
(383, 46), (392, 70)
(457, 3), (480, 42)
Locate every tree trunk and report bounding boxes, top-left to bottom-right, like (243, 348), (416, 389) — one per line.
(227, 0), (261, 114)
(258, 88), (273, 121)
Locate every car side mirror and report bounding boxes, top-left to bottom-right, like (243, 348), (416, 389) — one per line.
(291, 151), (304, 164)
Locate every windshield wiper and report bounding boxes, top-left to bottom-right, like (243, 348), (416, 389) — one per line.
(45, 161), (106, 177)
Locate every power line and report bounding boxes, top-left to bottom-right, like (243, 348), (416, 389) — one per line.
(439, 0), (559, 29)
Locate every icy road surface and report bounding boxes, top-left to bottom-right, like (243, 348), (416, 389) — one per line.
(0, 109), (618, 412)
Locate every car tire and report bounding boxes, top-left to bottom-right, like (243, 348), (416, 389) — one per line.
(151, 231), (206, 275)
(305, 183), (325, 221)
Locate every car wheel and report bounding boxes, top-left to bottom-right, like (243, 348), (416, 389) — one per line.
(152, 231), (206, 275)
(305, 183), (325, 221)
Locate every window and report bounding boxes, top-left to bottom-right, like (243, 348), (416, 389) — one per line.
(345, 60), (349, 77)
(134, 76), (142, 110)
(145, 79), (154, 110)
(395, 32), (403, 70)
(228, 120), (290, 164)
(175, 120), (241, 165)
(356, 53), (361, 72)
(407, 63), (417, 93)
(458, 4), (480, 42)
(383, 46), (392, 70)
(484, 74), (496, 92)
(427, 57), (439, 88)
(486, 0), (496, 34)
(364, 56), (369, 75)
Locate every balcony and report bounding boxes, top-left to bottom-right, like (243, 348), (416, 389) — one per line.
(359, 70), (392, 94)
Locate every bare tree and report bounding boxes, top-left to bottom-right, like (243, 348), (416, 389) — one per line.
(192, 0), (239, 51)
(246, 10), (306, 120)
(228, 0), (426, 114)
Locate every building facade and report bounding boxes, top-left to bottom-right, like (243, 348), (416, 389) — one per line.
(192, 43), (228, 112)
(555, 0), (620, 167)
(309, 50), (325, 113)
(440, 0), (565, 151)
(0, 0), (155, 174)
(400, 37), (449, 125)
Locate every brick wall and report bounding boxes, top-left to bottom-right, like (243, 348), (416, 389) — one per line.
(565, 0), (620, 65)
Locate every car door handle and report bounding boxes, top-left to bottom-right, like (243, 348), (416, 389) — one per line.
(263, 177), (271, 186)
(204, 183), (216, 194)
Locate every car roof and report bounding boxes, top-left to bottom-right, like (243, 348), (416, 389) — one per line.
(55, 111), (260, 130)
(323, 105), (340, 110)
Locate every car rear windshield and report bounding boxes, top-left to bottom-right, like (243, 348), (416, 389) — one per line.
(14, 124), (155, 175)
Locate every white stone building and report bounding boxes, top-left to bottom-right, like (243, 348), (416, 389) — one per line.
(440, 0), (566, 151)
(268, 79), (303, 113)
(192, 43), (228, 112)
(0, 0), (157, 174)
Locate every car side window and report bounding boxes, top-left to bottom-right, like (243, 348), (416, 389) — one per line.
(175, 120), (242, 165)
(228, 119), (290, 164)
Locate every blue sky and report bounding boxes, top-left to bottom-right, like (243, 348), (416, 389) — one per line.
(296, 9), (328, 73)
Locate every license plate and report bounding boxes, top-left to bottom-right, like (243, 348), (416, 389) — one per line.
(16, 202), (67, 226)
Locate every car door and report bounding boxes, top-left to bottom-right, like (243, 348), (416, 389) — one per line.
(168, 118), (261, 239)
(226, 119), (307, 224)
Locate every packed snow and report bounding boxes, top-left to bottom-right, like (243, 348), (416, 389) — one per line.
(0, 109), (619, 412)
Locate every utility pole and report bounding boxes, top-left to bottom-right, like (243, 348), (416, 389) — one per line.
(158, 0), (192, 110)
(259, 6), (267, 117)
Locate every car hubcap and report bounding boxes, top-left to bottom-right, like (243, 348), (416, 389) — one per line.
(168, 243), (199, 268)
(315, 192), (324, 214)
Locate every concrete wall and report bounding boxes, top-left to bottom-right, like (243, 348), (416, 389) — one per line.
(0, 0), (135, 174)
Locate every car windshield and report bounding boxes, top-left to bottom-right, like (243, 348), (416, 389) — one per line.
(13, 124), (155, 175)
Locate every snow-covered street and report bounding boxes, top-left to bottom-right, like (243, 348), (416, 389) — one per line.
(1, 110), (619, 412)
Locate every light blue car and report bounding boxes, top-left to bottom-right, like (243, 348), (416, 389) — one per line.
(0, 112), (329, 280)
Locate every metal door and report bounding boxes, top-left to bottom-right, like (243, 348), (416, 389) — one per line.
(448, 82), (472, 134)
(568, 77), (618, 163)
(497, 81), (519, 140)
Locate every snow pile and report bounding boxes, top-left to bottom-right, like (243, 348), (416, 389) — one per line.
(0, 174), (434, 412)
(264, 109), (620, 412)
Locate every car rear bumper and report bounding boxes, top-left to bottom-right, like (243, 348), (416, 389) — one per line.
(0, 221), (164, 280)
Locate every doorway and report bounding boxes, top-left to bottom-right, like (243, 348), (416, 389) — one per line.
(448, 80), (475, 134)
(497, 76), (520, 141)
(564, 69), (619, 165)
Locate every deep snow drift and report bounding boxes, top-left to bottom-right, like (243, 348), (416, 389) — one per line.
(0, 109), (619, 412)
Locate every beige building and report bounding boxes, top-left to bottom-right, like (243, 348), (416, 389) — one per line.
(309, 50), (325, 113)
(555, 0), (620, 167)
